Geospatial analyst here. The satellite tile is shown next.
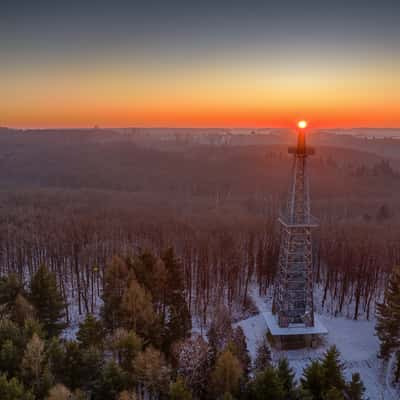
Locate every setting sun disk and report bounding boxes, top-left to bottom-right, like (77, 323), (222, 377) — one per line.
(298, 120), (308, 129)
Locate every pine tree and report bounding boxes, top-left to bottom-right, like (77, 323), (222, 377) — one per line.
(250, 367), (285, 400)
(29, 265), (66, 337)
(21, 333), (53, 398)
(118, 390), (137, 400)
(131, 251), (157, 292)
(162, 248), (191, 350)
(277, 357), (296, 399)
(110, 329), (142, 372)
(222, 392), (235, 400)
(321, 346), (346, 392)
(56, 341), (82, 390)
(121, 278), (156, 338)
(166, 302), (192, 352)
(53, 340), (103, 392)
(0, 274), (25, 319)
(21, 318), (45, 344)
(211, 350), (243, 398)
(134, 346), (171, 398)
(0, 277), (35, 329)
(76, 314), (104, 349)
(230, 326), (251, 377)
(0, 318), (27, 376)
(93, 360), (129, 400)
(129, 253), (168, 316)
(301, 360), (324, 400)
(169, 376), (192, 400)
(79, 346), (104, 391)
(101, 256), (134, 331)
(254, 338), (272, 373)
(346, 373), (365, 400)
(296, 388), (313, 400)
(0, 319), (21, 347)
(324, 387), (344, 400)
(376, 265), (400, 359)
(207, 306), (233, 358)
(46, 384), (72, 400)
(21, 333), (45, 386)
(46, 338), (66, 384)
(0, 339), (19, 376)
(163, 248), (185, 307)
(0, 374), (34, 400)
(13, 295), (35, 327)
(152, 257), (168, 314)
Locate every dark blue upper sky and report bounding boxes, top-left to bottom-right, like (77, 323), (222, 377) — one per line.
(2, 0), (399, 57)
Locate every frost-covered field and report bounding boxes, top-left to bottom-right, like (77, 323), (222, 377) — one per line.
(236, 287), (399, 400)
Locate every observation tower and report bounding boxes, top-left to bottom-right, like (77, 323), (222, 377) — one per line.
(266, 121), (327, 347)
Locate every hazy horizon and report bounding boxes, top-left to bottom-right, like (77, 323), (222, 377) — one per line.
(2, 125), (400, 133)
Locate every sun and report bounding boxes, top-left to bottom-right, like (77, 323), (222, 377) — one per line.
(298, 120), (308, 129)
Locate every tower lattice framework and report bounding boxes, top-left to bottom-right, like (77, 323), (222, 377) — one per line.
(272, 128), (318, 328)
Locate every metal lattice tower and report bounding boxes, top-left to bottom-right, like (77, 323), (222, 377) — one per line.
(272, 125), (318, 328)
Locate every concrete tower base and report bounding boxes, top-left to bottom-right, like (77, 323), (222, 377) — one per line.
(264, 312), (328, 349)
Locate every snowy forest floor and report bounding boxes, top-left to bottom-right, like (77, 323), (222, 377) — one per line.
(61, 282), (399, 399)
(235, 286), (399, 400)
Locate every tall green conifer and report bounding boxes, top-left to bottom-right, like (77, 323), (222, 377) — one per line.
(29, 265), (66, 338)
(376, 265), (400, 359)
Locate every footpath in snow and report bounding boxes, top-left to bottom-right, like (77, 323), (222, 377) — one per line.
(236, 288), (398, 400)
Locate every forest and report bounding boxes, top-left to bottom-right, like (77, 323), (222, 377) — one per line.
(0, 128), (399, 399)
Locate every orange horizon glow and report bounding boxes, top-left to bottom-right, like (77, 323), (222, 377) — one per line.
(3, 108), (400, 130)
(1, 53), (400, 130)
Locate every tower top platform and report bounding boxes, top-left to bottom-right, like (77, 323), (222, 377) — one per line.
(289, 123), (315, 156)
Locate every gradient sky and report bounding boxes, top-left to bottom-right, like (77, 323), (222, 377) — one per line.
(1, 0), (400, 128)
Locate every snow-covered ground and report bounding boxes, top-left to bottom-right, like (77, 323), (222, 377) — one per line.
(236, 287), (399, 400)
(61, 281), (399, 399)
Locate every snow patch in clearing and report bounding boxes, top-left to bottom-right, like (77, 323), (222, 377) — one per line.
(236, 313), (267, 360)
(235, 286), (399, 400)
(321, 314), (378, 362)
